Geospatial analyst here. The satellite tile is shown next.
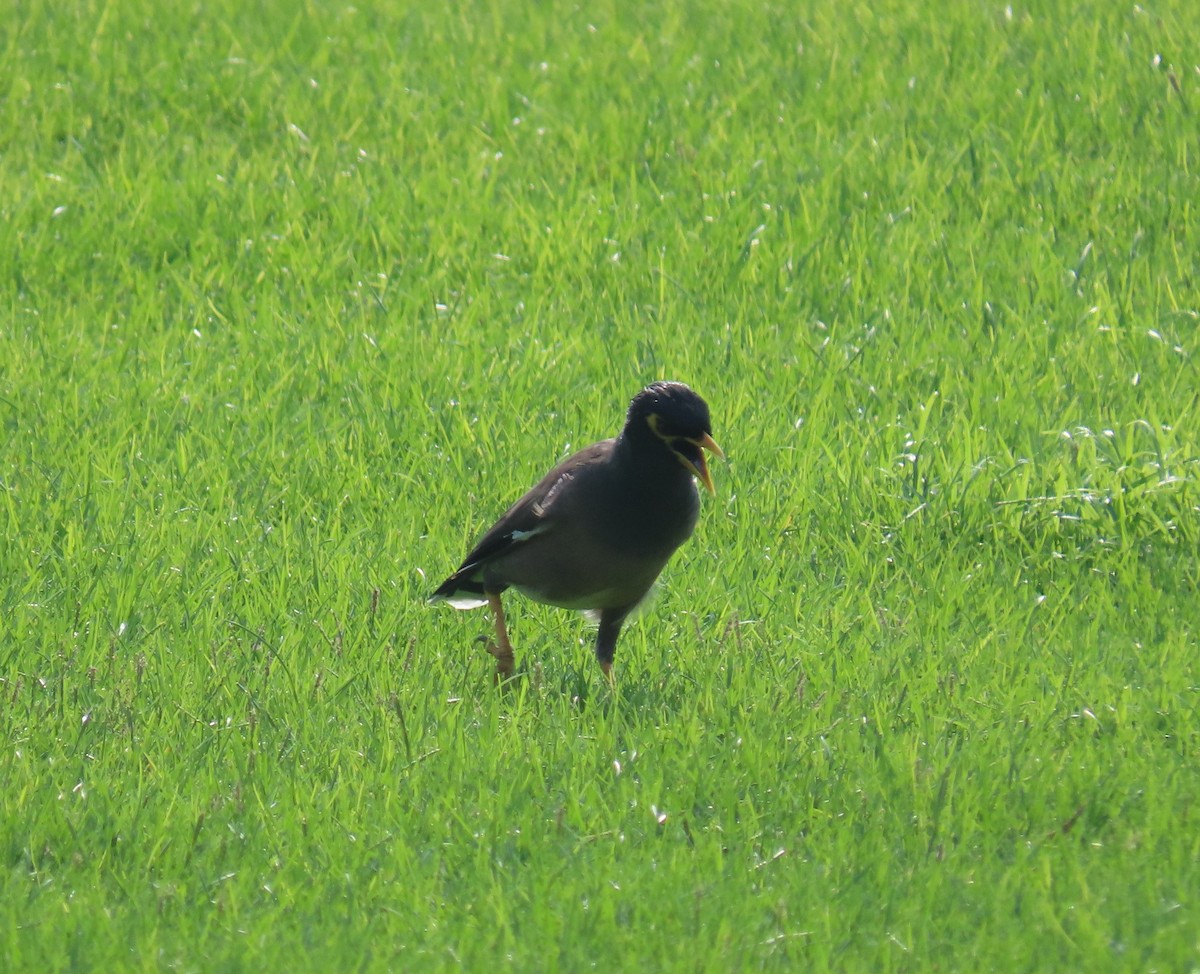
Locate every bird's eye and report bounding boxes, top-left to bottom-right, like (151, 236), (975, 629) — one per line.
(646, 413), (671, 439)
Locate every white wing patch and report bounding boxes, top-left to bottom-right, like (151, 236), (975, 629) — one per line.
(509, 523), (551, 544)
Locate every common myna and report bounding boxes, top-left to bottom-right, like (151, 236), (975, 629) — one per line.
(430, 381), (724, 680)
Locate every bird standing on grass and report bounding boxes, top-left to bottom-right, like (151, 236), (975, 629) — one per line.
(430, 381), (724, 681)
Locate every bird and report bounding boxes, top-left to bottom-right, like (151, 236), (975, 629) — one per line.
(430, 381), (724, 681)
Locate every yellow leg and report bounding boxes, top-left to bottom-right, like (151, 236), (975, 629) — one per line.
(485, 593), (515, 680)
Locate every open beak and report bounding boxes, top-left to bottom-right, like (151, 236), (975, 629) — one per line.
(684, 432), (726, 494)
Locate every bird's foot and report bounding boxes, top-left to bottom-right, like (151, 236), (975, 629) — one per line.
(478, 635), (516, 682)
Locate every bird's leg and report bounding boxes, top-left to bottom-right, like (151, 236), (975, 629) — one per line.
(595, 608), (631, 684)
(486, 592), (515, 680)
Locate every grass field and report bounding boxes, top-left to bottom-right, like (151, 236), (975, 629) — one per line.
(3, 0), (1199, 969)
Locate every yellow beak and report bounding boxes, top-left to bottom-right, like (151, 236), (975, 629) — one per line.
(687, 432), (725, 494)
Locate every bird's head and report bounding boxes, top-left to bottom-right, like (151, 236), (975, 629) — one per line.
(624, 381), (725, 493)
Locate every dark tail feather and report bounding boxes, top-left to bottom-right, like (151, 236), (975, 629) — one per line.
(429, 567), (487, 606)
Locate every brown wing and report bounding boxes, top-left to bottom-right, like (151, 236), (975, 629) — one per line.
(430, 440), (613, 604)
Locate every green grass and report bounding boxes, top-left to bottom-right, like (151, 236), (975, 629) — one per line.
(3, 0), (1199, 969)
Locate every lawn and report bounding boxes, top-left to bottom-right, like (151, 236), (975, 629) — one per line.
(2, 0), (1198, 970)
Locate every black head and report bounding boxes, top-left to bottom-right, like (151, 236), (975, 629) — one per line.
(622, 381), (725, 492)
